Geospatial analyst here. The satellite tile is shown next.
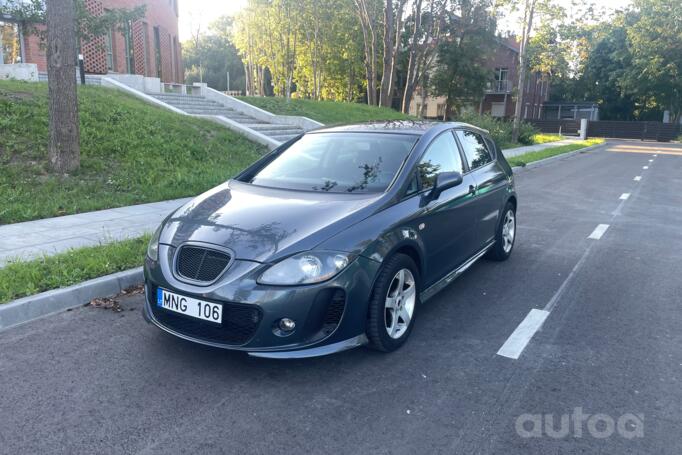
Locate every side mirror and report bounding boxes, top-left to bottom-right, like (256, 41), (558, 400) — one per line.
(429, 171), (463, 200)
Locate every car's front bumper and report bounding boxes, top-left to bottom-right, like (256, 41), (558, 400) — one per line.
(143, 246), (380, 358)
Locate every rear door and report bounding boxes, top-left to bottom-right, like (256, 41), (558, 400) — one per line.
(412, 130), (479, 284)
(454, 129), (509, 246)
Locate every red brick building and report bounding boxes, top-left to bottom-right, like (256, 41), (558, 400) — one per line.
(1, 0), (183, 83)
(410, 37), (550, 120)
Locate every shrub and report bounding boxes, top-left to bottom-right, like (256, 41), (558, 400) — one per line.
(452, 113), (539, 148)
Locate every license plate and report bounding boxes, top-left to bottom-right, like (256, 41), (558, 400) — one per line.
(157, 288), (222, 324)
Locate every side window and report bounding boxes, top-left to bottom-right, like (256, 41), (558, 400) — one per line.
(417, 131), (464, 191)
(456, 130), (493, 170)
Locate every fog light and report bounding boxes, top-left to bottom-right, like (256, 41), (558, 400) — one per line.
(279, 318), (296, 332)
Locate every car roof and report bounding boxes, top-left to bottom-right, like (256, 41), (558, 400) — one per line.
(309, 120), (489, 136)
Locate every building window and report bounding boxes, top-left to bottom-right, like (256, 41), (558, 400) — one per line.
(172, 36), (179, 82)
(142, 23), (151, 76)
(491, 102), (505, 118)
(103, 27), (114, 71)
(153, 26), (162, 78)
(123, 20), (135, 74)
(0, 21), (23, 64)
(436, 103), (446, 119)
(168, 33), (174, 81)
(493, 67), (509, 92)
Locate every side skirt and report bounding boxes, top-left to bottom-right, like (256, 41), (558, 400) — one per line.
(419, 242), (495, 303)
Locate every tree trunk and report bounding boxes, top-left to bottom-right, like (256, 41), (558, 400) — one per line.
(355, 0), (378, 105)
(401, 0), (423, 113)
(512, 0), (536, 144)
(379, 0), (394, 107)
(47, 0), (80, 173)
(387, 0), (407, 108)
(419, 71), (428, 118)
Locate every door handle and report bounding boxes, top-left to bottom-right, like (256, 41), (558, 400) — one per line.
(468, 185), (477, 195)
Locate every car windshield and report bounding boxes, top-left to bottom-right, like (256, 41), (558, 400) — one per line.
(249, 133), (419, 193)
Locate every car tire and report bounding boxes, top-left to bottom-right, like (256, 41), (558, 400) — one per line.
(366, 253), (420, 352)
(487, 201), (516, 261)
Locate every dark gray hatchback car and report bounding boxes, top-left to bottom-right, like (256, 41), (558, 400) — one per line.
(143, 121), (517, 358)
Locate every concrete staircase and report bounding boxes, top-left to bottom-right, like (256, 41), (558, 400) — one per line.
(149, 93), (305, 143)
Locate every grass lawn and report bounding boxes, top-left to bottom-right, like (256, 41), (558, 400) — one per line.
(0, 80), (265, 224)
(237, 96), (411, 125)
(507, 138), (605, 167)
(0, 236), (148, 305)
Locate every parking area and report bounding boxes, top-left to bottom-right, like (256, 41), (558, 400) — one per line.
(1, 140), (681, 454)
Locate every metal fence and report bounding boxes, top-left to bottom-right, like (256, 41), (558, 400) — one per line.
(530, 119), (681, 142)
(587, 121), (681, 142)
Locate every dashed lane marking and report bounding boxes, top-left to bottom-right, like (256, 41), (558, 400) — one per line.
(588, 224), (610, 240)
(497, 309), (550, 359)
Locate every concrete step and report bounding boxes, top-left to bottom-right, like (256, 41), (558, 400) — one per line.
(152, 93), (208, 100)
(268, 134), (302, 141)
(180, 106), (239, 112)
(152, 97), (220, 106)
(253, 128), (305, 136)
(173, 106), (237, 113)
(244, 124), (303, 132)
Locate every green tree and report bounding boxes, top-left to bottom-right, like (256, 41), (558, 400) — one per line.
(233, 0), (366, 101)
(430, 0), (497, 119)
(623, 0), (682, 122)
(183, 16), (245, 92)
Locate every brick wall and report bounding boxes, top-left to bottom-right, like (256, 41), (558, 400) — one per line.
(21, 0), (182, 82)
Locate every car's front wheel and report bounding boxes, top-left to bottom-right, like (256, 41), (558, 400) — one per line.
(367, 254), (420, 352)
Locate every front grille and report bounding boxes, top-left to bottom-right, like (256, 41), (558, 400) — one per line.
(149, 288), (261, 345)
(176, 246), (230, 282)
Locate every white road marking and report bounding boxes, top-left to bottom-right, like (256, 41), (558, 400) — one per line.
(620, 193), (630, 200)
(649, 159), (654, 162)
(634, 176), (642, 181)
(643, 166), (649, 169)
(588, 224), (610, 240)
(497, 309), (550, 359)
(654, 154), (658, 157)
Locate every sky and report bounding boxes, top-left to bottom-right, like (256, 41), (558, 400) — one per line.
(178, 0), (632, 42)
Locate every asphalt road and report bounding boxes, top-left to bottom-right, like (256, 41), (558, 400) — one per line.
(2, 140), (681, 454)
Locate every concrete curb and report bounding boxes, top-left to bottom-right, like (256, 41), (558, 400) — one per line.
(0, 267), (143, 332)
(511, 141), (608, 173)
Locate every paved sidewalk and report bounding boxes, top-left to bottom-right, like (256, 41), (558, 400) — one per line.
(502, 138), (580, 158)
(0, 198), (191, 268)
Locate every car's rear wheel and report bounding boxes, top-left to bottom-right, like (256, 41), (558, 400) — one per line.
(367, 254), (420, 352)
(487, 201), (516, 261)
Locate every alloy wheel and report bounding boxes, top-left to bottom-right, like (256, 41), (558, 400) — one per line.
(502, 209), (516, 253)
(384, 269), (416, 339)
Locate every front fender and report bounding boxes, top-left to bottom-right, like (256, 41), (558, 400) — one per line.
(315, 196), (427, 275)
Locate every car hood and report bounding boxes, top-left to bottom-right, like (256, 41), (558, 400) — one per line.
(160, 180), (383, 263)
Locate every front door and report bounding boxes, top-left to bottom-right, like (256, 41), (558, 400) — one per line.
(414, 130), (480, 286)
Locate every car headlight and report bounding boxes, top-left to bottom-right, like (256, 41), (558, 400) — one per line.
(147, 225), (163, 261)
(258, 251), (355, 285)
